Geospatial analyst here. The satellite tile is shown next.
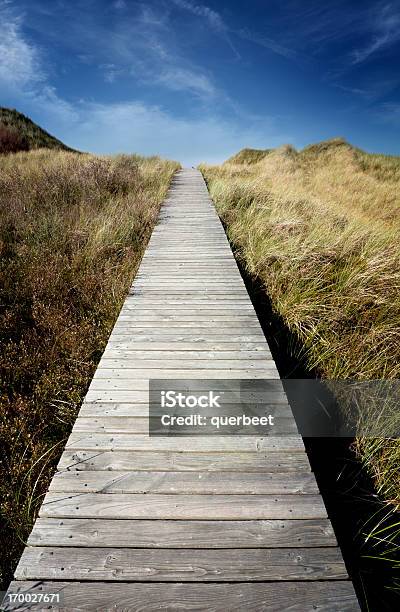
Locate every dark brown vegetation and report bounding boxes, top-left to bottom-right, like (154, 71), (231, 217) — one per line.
(0, 107), (74, 152)
(0, 148), (178, 588)
(0, 125), (29, 154)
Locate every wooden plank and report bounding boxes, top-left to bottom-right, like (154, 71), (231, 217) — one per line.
(76, 402), (293, 418)
(88, 373), (281, 387)
(104, 341), (269, 351)
(28, 518), (336, 548)
(15, 547), (348, 581)
(93, 361), (276, 370)
(131, 293), (250, 298)
(101, 349), (272, 360)
(78, 401), (291, 417)
(135, 274), (243, 279)
(125, 295), (257, 302)
(85, 389), (287, 403)
(127, 289), (250, 295)
(88, 370), (279, 383)
(49, 470), (318, 494)
(134, 276), (248, 291)
(134, 274), (244, 280)
(58, 450), (311, 472)
(110, 324), (262, 332)
(120, 306), (256, 313)
(107, 330), (265, 338)
(40, 493), (326, 520)
(115, 315), (261, 322)
(87, 383), (286, 396)
(65, 434), (304, 452)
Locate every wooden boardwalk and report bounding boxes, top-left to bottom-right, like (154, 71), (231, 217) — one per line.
(4, 169), (359, 610)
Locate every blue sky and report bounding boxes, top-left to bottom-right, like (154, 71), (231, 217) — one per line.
(1, 0), (399, 164)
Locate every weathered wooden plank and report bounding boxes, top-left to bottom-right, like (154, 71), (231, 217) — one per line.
(136, 270), (240, 274)
(49, 470), (318, 494)
(86, 383), (286, 397)
(58, 450), (311, 472)
(135, 275), (243, 280)
(131, 289), (250, 294)
(77, 401), (292, 417)
(110, 325), (262, 333)
(136, 256), (237, 261)
(101, 349), (272, 360)
(88, 370), (279, 384)
(132, 282), (244, 287)
(88, 374), (281, 389)
(121, 307), (256, 315)
(15, 547), (347, 581)
(65, 434), (304, 452)
(128, 290), (250, 297)
(40, 493), (326, 519)
(78, 401), (291, 417)
(137, 260), (239, 264)
(122, 298), (252, 303)
(103, 341), (270, 351)
(110, 330), (265, 340)
(134, 274), (242, 278)
(115, 315), (261, 323)
(84, 389), (287, 403)
(28, 518), (336, 548)
(93, 361), (276, 371)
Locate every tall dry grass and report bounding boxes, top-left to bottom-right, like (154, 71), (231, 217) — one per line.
(0, 149), (179, 587)
(200, 139), (400, 504)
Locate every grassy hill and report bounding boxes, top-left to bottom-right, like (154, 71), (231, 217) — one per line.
(0, 107), (74, 152)
(200, 138), (400, 514)
(227, 147), (272, 164)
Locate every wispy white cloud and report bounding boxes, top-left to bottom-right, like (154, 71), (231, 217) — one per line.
(170, 0), (241, 59)
(237, 27), (297, 60)
(0, 1), (78, 123)
(157, 67), (216, 98)
(171, 0), (227, 33)
(85, 3), (220, 98)
(333, 83), (373, 99)
(0, 1), (44, 90)
(171, 0), (299, 62)
(350, 3), (400, 64)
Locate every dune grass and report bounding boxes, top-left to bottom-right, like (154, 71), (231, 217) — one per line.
(0, 149), (179, 588)
(200, 139), (400, 504)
